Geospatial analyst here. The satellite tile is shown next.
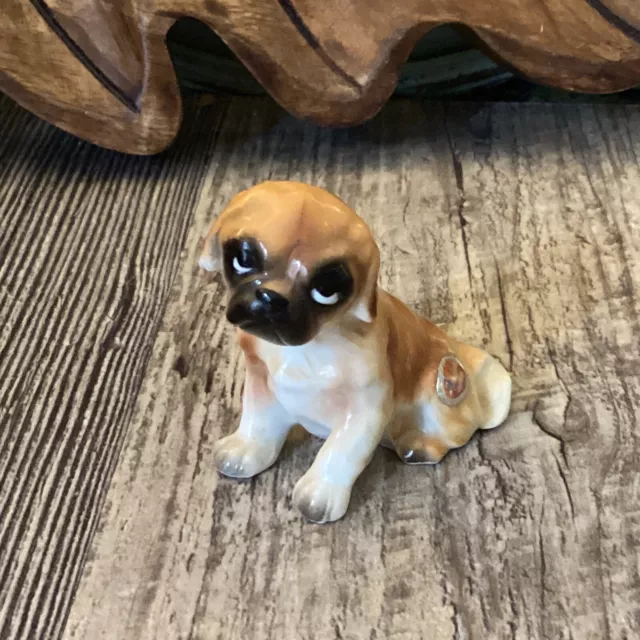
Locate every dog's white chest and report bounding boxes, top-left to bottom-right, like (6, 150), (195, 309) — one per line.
(257, 334), (373, 432)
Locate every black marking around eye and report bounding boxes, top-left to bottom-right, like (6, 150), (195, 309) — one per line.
(309, 261), (353, 303)
(223, 238), (264, 281)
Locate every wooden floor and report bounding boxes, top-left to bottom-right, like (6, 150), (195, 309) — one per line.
(1, 93), (639, 640)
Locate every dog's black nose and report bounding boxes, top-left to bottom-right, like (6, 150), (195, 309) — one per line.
(255, 288), (289, 312)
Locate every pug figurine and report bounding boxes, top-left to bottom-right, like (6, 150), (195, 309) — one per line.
(199, 181), (511, 523)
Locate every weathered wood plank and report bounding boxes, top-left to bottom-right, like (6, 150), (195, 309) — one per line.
(0, 94), (230, 640)
(62, 100), (640, 640)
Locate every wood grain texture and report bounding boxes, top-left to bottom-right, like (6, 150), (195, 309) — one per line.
(2, 0), (640, 154)
(0, 93), (229, 640)
(58, 99), (640, 640)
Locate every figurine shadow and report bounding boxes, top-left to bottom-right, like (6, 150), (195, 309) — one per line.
(181, 94), (582, 183)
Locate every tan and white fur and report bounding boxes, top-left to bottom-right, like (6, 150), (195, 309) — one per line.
(199, 181), (511, 523)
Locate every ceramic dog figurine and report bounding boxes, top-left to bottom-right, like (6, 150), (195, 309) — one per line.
(199, 181), (511, 523)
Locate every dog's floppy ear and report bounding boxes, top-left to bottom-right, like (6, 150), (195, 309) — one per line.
(198, 216), (223, 272)
(351, 243), (380, 323)
(198, 189), (251, 271)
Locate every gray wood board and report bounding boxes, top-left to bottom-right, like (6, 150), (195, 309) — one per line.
(65, 100), (640, 640)
(1, 93), (639, 640)
(0, 94), (229, 640)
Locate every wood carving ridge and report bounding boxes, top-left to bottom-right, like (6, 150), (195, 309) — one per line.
(277, 0), (363, 92)
(29, 0), (141, 113)
(585, 0), (640, 44)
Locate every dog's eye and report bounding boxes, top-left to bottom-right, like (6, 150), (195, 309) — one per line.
(309, 262), (353, 307)
(232, 256), (253, 275)
(224, 238), (263, 277)
(311, 288), (340, 305)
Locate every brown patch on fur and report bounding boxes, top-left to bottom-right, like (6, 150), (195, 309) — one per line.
(238, 330), (271, 406)
(381, 292), (451, 403)
(238, 330), (260, 365)
(436, 407), (476, 447)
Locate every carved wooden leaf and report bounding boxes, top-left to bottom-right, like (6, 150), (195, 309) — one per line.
(2, 0), (639, 154)
(43, 0), (144, 108)
(285, 0), (640, 93)
(588, 0), (640, 35)
(2, 0), (179, 154)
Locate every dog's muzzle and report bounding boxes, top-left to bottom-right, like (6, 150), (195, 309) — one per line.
(226, 284), (312, 346)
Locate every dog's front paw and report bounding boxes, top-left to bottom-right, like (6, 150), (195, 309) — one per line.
(213, 432), (280, 479)
(292, 472), (352, 524)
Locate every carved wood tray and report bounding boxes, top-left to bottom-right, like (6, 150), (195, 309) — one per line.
(3, 0), (640, 154)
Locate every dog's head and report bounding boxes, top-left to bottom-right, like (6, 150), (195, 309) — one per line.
(199, 181), (380, 346)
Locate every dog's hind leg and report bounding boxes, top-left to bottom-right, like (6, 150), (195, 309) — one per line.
(388, 405), (451, 464)
(390, 348), (511, 465)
